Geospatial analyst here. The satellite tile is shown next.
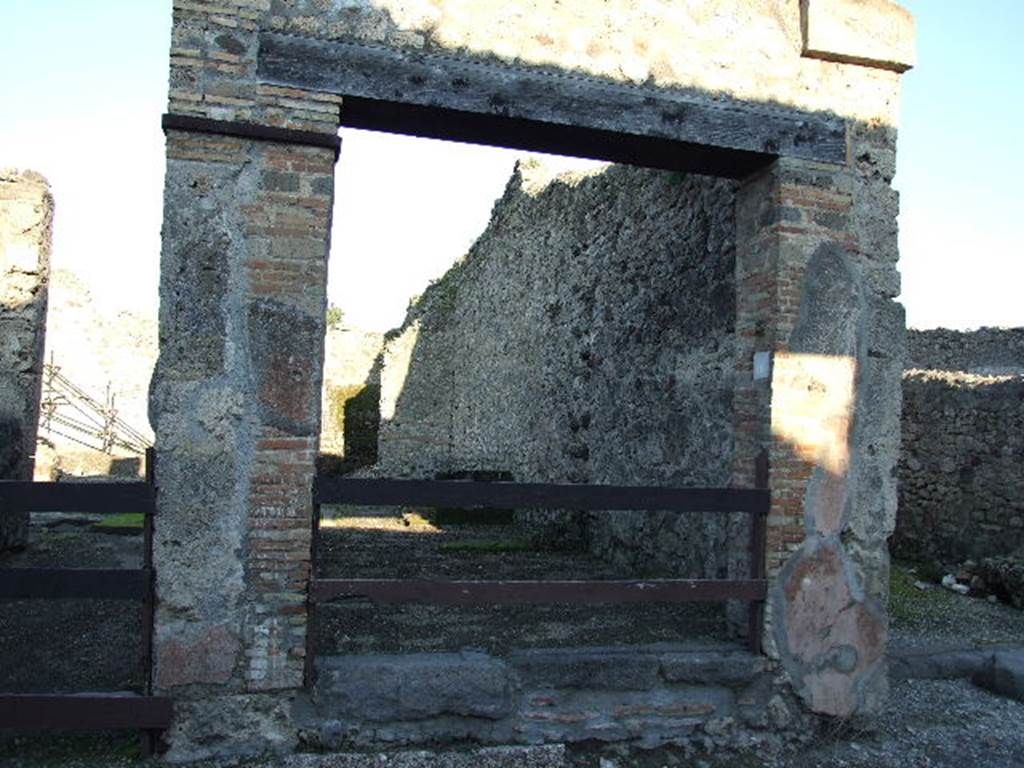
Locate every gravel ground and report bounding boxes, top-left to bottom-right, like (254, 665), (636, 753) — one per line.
(2, 514), (1022, 768)
(0, 516), (144, 694)
(888, 562), (1024, 651)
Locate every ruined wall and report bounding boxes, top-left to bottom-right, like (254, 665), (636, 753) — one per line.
(0, 169), (52, 551)
(907, 327), (1024, 376)
(320, 326), (383, 467)
(35, 269), (157, 479)
(895, 329), (1024, 563)
(378, 162), (737, 575)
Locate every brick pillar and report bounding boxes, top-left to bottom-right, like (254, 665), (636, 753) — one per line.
(735, 155), (900, 717)
(0, 170), (52, 550)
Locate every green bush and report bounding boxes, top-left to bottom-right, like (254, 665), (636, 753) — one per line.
(326, 304), (345, 329)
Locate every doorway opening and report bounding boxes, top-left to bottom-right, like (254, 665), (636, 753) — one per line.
(312, 127), (760, 661)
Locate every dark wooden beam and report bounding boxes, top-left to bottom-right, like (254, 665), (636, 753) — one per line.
(315, 477), (770, 515)
(0, 568), (150, 601)
(0, 481), (154, 515)
(312, 578), (767, 605)
(0, 694), (172, 730)
(162, 114), (342, 159)
(257, 32), (848, 175)
(336, 96), (772, 179)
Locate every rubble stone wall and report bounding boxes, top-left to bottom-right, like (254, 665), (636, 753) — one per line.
(906, 327), (1024, 376)
(0, 169), (52, 551)
(378, 162), (737, 576)
(895, 329), (1024, 563)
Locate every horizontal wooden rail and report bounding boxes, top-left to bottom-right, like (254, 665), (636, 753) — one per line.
(0, 694), (172, 730)
(312, 578), (767, 605)
(0, 481), (154, 515)
(315, 478), (770, 515)
(0, 568), (150, 601)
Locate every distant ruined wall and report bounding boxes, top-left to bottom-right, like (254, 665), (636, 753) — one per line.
(379, 161), (737, 575)
(896, 329), (1024, 562)
(907, 327), (1024, 376)
(320, 326), (383, 466)
(35, 268), (157, 479)
(0, 169), (52, 550)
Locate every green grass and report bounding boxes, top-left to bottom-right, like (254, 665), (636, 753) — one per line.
(439, 538), (535, 554)
(93, 513), (145, 531)
(889, 560), (956, 626)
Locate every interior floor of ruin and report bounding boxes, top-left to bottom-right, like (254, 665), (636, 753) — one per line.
(314, 506), (731, 656)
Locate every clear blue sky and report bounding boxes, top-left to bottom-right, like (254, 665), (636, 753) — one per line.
(1, 1), (1021, 330)
(896, 0), (1024, 329)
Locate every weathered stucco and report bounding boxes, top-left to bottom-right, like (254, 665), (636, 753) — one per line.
(155, 0), (913, 758)
(0, 169), (52, 551)
(255, 0), (909, 125)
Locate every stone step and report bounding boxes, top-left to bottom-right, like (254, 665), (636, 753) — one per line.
(307, 644), (771, 749)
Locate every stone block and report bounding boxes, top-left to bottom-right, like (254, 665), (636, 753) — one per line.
(156, 623), (241, 689)
(509, 648), (660, 691)
(974, 650), (1024, 703)
(802, 0), (916, 72)
(658, 651), (768, 688)
(889, 647), (993, 682)
(315, 652), (514, 722)
(164, 693), (297, 764)
(517, 687), (730, 747)
(248, 299), (321, 436)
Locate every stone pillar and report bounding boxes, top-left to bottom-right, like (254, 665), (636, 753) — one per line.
(151, 5), (342, 757)
(734, 147), (903, 718)
(151, 129), (336, 758)
(0, 169), (52, 550)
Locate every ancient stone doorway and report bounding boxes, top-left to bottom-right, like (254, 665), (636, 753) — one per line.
(154, 1), (912, 759)
(314, 131), (752, 657)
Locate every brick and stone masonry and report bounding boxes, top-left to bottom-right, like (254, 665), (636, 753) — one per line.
(733, 142), (905, 716)
(152, 1), (341, 757)
(0, 169), (52, 551)
(152, 0), (915, 759)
